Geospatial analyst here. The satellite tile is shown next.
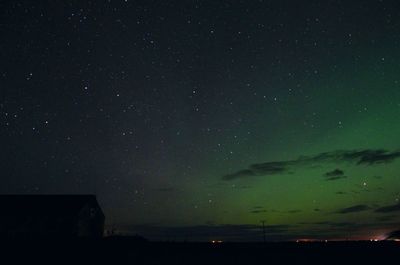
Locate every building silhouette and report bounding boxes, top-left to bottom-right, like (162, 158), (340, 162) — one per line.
(0, 195), (105, 238)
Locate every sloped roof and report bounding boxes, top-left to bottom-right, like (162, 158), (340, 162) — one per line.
(0, 195), (103, 217)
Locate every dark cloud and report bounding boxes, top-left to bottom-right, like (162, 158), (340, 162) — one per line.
(336, 204), (371, 214)
(376, 215), (398, 222)
(354, 150), (400, 165)
(222, 149), (400, 180)
(314, 221), (330, 225)
(328, 222), (354, 227)
(324, 169), (346, 181)
(307, 149), (400, 165)
(257, 209), (301, 214)
(222, 170), (257, 181)
(326, 176), (347, 181)
(249, 162), (287, 175)
(300, 221), (331, 225)
(325, 169), (344, 177)
(250, 210), (267, 214)
(297, 221), (355, 228)
(294, 221), (400, 240)
(375, 203), (400, 213)
(222, 164), (286, 180)
(287, 210), (301, 214)
(386, 230), (400, 240)
(222, 162), (289, 180)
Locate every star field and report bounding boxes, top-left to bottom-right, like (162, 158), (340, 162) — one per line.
(1, 0), (400, 241)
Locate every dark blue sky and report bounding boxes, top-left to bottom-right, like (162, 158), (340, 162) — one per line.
(1, 0), (400, 241)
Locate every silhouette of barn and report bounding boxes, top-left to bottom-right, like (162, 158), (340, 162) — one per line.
(0, 195), (105, 238)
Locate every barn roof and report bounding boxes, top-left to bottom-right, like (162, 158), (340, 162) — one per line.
(0, 195), (103, 217)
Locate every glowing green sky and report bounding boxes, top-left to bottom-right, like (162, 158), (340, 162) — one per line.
(112, 52), (400, 240)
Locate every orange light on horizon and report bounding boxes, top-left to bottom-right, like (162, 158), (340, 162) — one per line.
(295, 238), (317, 243)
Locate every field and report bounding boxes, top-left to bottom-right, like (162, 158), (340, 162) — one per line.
(3, 238), (399, 264)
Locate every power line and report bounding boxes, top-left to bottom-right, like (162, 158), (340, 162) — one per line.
(261, 220), (266, 243)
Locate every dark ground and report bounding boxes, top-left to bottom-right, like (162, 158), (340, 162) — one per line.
(2, 238), (399, 264)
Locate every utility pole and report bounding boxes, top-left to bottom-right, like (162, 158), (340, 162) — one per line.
(261, 220), (266, 243)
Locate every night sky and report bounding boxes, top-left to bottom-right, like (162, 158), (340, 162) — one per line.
(1, 0), (400, 241)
